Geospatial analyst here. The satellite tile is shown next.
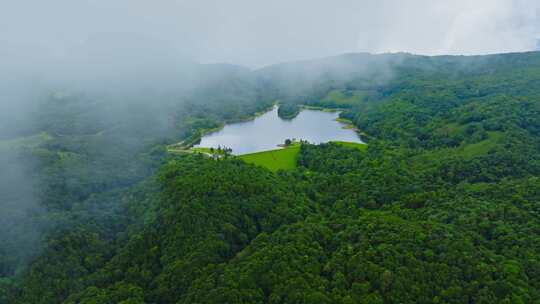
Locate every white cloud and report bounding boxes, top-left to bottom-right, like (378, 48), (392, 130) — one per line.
(0, 0), (538, 67)
(355, 0), (540, 55)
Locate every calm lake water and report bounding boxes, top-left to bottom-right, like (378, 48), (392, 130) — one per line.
(195, 106), (363, 155)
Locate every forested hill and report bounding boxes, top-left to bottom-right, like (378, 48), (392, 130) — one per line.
(2, 51), (540, 303)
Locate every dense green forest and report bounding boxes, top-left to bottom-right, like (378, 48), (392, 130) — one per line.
(1, 52), (540, 303)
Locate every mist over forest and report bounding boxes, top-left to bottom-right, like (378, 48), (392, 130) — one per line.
(1, 1), (540, 303)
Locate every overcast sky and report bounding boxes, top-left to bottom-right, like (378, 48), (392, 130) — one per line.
(1, 0), (539, 67)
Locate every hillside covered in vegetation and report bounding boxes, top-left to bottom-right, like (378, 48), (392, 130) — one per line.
(2, 51), (540, 303)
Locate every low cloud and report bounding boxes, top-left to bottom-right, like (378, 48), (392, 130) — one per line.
(357, 0), (540, 56)
(0, 1), (538, 68)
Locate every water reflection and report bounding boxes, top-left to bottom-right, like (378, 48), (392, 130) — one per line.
(195, 106), (363, 155)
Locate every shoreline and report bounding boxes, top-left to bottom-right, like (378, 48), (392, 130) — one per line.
(334, 117), (369, 139)
(168, 102), (369, 153)
(194, 103), (278, 140)
(168, 102), (278, 151)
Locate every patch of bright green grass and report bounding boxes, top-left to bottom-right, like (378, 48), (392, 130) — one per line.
(321, 90), (366, 106)
(238, 144), (300, 172)
(192, 147), (215, 153)
(331, 141), (368, 152)
(191, 146), (228, 156)
(412, 131), (504, 168)
(459, 131), (503, 159)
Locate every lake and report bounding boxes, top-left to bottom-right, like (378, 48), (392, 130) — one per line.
(194, 106), (363, 155)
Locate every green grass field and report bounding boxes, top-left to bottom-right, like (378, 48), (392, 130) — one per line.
(238, 141), (366, 172)
(411, 131), (504, 169)
(191, 147), (227, 155)
(332, 141), (368, 152)
(190, 147), (213, 153)
(238, 144), (301, 172)
(459, 131), (503, 159)
(320, 89), (367, 106)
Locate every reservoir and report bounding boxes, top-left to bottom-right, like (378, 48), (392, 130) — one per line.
(195, 106), (363, 155)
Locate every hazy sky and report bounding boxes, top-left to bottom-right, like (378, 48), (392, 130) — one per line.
(1, 0), (539, 67)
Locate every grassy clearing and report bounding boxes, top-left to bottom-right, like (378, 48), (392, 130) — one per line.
(192, 147), (219, 154)
(191, 147), (229, 157)
(166, 145), (191, 154)
(320, 89), (366, 107)
(332, 141), (368, 152)
(239, 141), (366, 172)
(411, 131), (504, 168)
(459, 131), (503, 159)
(238, 144), (301, 172)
